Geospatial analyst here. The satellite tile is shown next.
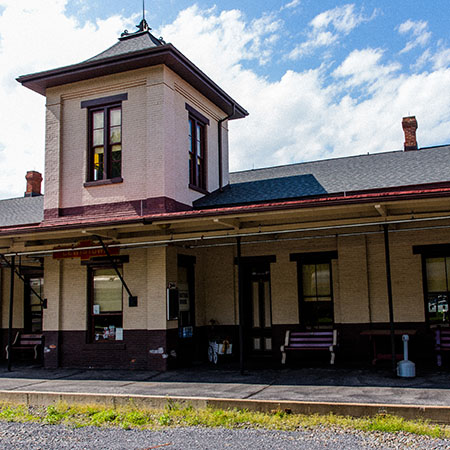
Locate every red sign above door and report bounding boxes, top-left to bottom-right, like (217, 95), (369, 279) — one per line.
(53, 240), (120, 260)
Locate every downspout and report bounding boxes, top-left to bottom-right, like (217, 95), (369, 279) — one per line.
(218, 104), (235, 191)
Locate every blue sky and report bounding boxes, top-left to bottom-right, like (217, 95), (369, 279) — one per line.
(65, 1), (450, 78)
(0, 1), (450, 198)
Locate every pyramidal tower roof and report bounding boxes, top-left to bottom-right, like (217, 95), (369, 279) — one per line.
(86, 18), (165, 63)
(17, 17), (248, 120)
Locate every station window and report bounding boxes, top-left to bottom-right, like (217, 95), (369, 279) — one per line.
(424, 257), (450, 325)
(88, 266), (123, 342)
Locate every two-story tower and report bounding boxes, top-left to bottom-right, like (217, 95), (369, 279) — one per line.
(19, 19), (247, 221)
(15, 20), (247, 370)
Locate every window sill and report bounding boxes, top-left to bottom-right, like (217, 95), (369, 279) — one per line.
(189, 184), (209, 195)
(84, 177), (123, 187)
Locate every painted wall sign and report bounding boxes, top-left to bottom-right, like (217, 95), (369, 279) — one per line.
(53, 240), (120, 260)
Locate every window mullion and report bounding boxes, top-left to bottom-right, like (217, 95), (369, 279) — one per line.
(103, 107), (109, 180)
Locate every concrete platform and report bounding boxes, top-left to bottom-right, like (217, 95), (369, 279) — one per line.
(0, 364), (450, 423)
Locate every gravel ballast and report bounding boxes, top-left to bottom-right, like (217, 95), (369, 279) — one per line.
(0, 422), (449, 450)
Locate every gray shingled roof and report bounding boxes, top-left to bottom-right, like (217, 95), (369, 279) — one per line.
(0, 196), (43, 227)
(86, 31), (163, 63)
(2, 146), (450, 225)
(195, 175), (327, 208)
(195, 145), (450, 208)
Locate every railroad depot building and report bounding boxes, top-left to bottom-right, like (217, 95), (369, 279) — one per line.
(1, 20), (450, 371)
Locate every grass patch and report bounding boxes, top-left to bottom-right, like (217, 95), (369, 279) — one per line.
(0, 401), (448, 439)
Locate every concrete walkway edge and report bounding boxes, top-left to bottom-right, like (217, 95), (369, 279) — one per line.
(1, 390), (449, 424)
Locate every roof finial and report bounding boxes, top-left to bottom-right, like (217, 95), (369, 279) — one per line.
(136, 0), (150, 32)
(120, 0), (164, 41)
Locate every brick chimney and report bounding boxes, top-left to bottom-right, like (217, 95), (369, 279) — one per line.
(25, 171), (43, 197)
(402, 116), (418, 151)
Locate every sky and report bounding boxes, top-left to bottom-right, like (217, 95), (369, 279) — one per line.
(0, 1), (450, 198)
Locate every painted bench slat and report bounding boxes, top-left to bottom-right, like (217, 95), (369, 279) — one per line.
(434, 328), (450, 367)
(5, 332), (44, 360)
(281, 329), (338, 365)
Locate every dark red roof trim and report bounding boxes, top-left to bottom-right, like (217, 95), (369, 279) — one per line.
(2, 182), (450, 236)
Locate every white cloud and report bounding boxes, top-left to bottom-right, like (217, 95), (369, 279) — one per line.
(160, 7), (450, 172)
(310, 3), (365, 33)
(1, 3), (450, 199)
(431, 47), (450, 70)
(289, 31), (338, 60)
(333, 48), (401, 89)
(398, 19), (432, 54)
(400, 24), (450, 72)
(160, 6), (281, 83)
(0, 0), (132, 198)
(288, 4), (374, 59)
(281, 0), (301, 10)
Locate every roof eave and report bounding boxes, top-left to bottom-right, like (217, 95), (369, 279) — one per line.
(1, 183), (450, 237)
(16, 44), (248, 120)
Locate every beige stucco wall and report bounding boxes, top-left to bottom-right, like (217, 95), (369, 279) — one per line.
(201, 245), (236, 327)
(40, 246), (170, 332)
(1, 268), (24, 329)
(197, 235), (338, 327)
(46, 67), (156, 211)
(194, 227), (445, 328)
(270, 251), (298, 325)
(5, 226), (450, 334)
(43, 98), (62, 212)
(44, 65), (230, 213)
(336, 235), (371, 324)
(43, 257), (62, 332)
(164, 66), (229, 202)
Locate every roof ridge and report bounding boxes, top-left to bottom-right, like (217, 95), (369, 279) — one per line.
(230, 145), (450, 176)
(0, 195), (43, 202)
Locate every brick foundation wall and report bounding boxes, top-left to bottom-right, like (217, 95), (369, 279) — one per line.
(0, 323), (437, 369)
(47, 329), (169, 370)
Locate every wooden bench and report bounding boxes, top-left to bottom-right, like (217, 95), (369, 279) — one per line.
(280, 330), (338, 365)
(435, 327), (450, 367)
(5, 332), (44, 360)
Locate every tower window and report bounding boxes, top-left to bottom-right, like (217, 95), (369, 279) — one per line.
(89, 105), (122, 181)
(81, 93), (127, 183)
(186, 104), (209, 192)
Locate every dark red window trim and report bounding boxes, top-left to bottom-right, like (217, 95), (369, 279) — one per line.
(81, 93), (128, 109)
(188, 111), (207, 191)
(83, 94), (127, 183)
(87, 104), (122, 182)
(84, 177), (123, 188)
(185, 103), (210, 125)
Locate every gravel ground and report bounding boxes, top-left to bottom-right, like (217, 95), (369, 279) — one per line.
(0, 422), (449, 450)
